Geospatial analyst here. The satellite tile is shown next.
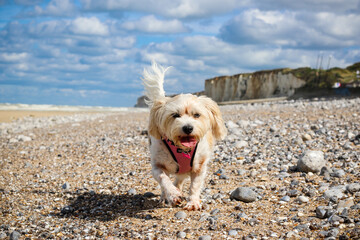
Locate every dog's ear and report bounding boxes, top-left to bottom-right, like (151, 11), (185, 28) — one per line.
(199, 96), (227, 140)
(148, 99), (166, 139)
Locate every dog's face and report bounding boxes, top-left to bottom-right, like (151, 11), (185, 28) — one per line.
(149, 94), (227, 149)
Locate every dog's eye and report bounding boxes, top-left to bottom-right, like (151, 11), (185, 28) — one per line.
(172, 113), (180, 118)
(194, 113), (201, 118)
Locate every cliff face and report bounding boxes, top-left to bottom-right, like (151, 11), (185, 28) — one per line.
(205, 70), (306, 102)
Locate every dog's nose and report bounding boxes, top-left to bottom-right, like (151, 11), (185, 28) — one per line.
(182, 125), (193, 135)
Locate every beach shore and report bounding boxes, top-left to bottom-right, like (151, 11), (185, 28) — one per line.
(0, 98), (359, 239)
(0, 110), (81, 123)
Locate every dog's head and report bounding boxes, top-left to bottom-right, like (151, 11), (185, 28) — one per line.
(149, 94), (227, 149)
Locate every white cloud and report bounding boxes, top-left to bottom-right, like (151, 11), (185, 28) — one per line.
(121, 15), (189, 34)
(70, 17), (109, 36)
(251, 0), (360, 13)
(219, 9), (360, 49)
(0, 52), (28, 62)
(81, 0), (247, 19)
(14, 0), (42, 5)
(18, 0), (77, 17)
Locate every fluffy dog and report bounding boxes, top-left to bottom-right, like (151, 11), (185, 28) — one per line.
(142, 61), (227, 210)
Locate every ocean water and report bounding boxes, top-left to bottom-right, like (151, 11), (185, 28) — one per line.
(0, 103), (149, 112)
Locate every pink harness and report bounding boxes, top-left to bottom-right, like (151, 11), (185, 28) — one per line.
(162, 138), (198, 174)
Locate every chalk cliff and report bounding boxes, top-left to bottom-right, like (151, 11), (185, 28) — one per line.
(205, 69), (306, 102)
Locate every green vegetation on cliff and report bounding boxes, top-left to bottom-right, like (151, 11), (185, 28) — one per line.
(285, 62), (359, 88)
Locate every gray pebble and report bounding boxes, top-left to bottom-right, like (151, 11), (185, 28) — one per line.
(175, 211), (187, 220)
(316, 206), (330, 219)
(177, 231), (186, 238)
(297, 150), (326, 173)
(199, 235), (211, 240)
(214, 169), (224, 175)
(228, 229), (238, 236)
(62, 182), (70, 190)
(17, 135), (31, 142)
(298, 196), (309, 203)
(336, 198), (354, 212)
(323, 186), (345, 199)
(219, 174), (229, 180)
(288, 189), (298, 197)
(230, 187), (258, 203)
(127, 188), (137, 195)
(210, 208), (220, 215)
(9, 231), (21, 240)
(346, 183), (360, 193)
(234, 140), (248, 148)
(280, 196), (290, 202)
(236, 169), (247, 176)
(331, 169), (345, 178)
(0, 232), (6, 239)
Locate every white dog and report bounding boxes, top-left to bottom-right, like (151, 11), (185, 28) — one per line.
(142, 61), (227, 210)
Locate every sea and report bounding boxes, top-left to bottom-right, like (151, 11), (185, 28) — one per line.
(0, 103), (149, 112)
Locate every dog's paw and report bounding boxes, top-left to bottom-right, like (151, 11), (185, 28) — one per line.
(183, 200), (202, 211)
(166, 188), (184, 206)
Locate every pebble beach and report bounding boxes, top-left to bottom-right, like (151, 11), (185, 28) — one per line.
(1, 98), (359, 239)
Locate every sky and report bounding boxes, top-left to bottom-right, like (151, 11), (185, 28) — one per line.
(0, 0), (359, 107)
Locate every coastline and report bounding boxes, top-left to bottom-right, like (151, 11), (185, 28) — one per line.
(0, 103), (148, 123)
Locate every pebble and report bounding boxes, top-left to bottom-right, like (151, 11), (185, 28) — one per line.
(127, 188), (137, 195)
(332, 169), (346, 178)
(234, 140), (248, 148)
(228, 229), (238, 236)
(0, 232), (7, 239)
(17, 135), (31, 142)
(323, 186), (346, 199)
(9, 231), (21, 240)
(297, 150), (326, 173)
(175, 211), (187, 220)
(199, 235), (212, 240)
(298, 196), (309, 203)
(230, 187), (258, 203)
(62, 182), (70, 190)
(337, 198), (355, 212)
(280, 196), (290, 202)
(316, 206), (331, 219)
(177, 231), (186, 238)
(346, 183), (360, 193)
(302, 133), (312, 141)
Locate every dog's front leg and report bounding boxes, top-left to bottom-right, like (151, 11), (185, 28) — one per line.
(152, 166), (183, 206)
(184, 168), (207, 211)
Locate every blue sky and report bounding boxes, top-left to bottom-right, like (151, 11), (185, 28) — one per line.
(0, 0), (359, 107)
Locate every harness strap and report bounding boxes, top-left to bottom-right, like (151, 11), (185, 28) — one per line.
(162, 138), (198, 174)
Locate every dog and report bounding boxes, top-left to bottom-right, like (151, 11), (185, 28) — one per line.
(142, 61), (227, 210)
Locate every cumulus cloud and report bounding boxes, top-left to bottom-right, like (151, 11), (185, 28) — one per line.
(81, 0), (247, 19)
(121, 15), (189, 34)
(70, 17), (109, 36)
(14, 0), (42, 5)
(0, 52), (28, 62)
(18, 0), (77, 17)
(251, 0), (360, 13)
(219, 9), (360, 49)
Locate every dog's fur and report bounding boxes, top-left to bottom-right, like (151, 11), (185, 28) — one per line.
(142, 61), (227, 210)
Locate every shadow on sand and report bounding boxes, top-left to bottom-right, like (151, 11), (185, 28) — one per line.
(55, 191), (162, 221)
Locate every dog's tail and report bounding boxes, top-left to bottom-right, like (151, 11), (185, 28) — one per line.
(142, 61), (170, 107)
